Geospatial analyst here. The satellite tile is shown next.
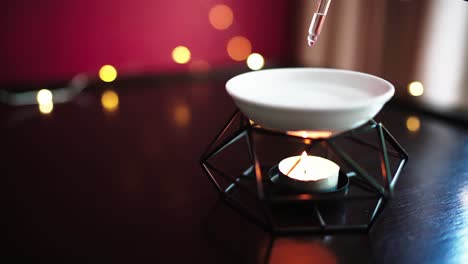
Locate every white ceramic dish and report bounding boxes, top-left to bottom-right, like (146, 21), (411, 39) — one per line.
(226, 68), (394, 137)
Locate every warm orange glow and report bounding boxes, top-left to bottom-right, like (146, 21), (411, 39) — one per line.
(99, 65), (117, 82)
(209, 4), (233, 30)
(406, 116), (421, 132)
(227, 36), (252, 61)
(297, 193), (313, 200)
(408, 81), (424, 96)
(172, 46), (191, 64)
(270, 238), (337, 264)
(246, 53), (265, 70)
(287, 130), (333, 139)
(174, 104), (191, 127)
(39, 101), (53, 114)
(188, 59), (211, 74)
(101, 90), (119, 112)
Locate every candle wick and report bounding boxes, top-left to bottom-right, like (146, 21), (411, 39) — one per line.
(304, 169), (307, 175)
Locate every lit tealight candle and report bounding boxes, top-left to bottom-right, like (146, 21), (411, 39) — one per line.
(278, 151), (340, 192)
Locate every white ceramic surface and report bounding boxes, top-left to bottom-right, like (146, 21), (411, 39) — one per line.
(226, 68), (394, 136)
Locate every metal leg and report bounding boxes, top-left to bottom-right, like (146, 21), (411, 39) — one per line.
(326, 140), (387, 197)
(377, 124), (393, 197)
(367, 198), (385, 232)
(201, 110), (241, 159)
(201, 129), (247, 161)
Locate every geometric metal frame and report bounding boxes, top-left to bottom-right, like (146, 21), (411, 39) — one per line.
(200, 110), (408, 235)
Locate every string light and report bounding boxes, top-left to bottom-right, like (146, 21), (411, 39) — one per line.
(36, 89), (54, 114)
(99, 65), (118, 83)
(209, 4), (234, 30)
(246, 53), (265, 70)
(172, 46), (191, 64)
(174, 104), (191, 127)
(227, 36), (252, 61)
(408, 81), (424, 96)
(406, 116), (421, 132)
(101, 90), (119, 112)
(36, 89), (53, 105)
(39, 102), (53, 114)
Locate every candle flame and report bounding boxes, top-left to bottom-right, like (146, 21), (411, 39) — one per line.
(286, 151), (309, 177)
(286, 151), (306, 176)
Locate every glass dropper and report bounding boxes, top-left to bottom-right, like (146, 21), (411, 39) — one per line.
(307, 0), (332, 46)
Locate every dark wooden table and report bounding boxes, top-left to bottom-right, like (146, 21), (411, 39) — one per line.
(2, 75), (468, 263)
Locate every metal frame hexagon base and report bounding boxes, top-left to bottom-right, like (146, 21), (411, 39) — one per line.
(200, 110), (408, 235)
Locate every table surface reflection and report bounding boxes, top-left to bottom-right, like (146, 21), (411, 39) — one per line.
(2, 75), (468, 263)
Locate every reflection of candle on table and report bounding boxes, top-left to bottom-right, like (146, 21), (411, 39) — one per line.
(278, 151), (340, 192)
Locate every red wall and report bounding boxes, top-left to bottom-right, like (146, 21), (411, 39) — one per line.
(0, 0), (291, 85)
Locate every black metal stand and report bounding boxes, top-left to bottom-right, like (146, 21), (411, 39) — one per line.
(200, 110), (408, 235)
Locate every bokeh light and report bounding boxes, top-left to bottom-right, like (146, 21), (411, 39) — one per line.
(408, 81), (424, 96)
(227, 36), (252, 61)
(189, 59), (211, 74)
(101, 90), (119, 112)
(39, 102), (54, 114)
(209, 4), (234, 30)
(172, 46), (191, 64)
(174, 104), (191, 127)
(406, 116), (421, 132)
(246, 53), (265, 70)
(36, 89), (53, 105)
(99, 65), (118, 83)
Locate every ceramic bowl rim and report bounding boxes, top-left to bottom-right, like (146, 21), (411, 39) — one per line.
(225, 67), (395, 111)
